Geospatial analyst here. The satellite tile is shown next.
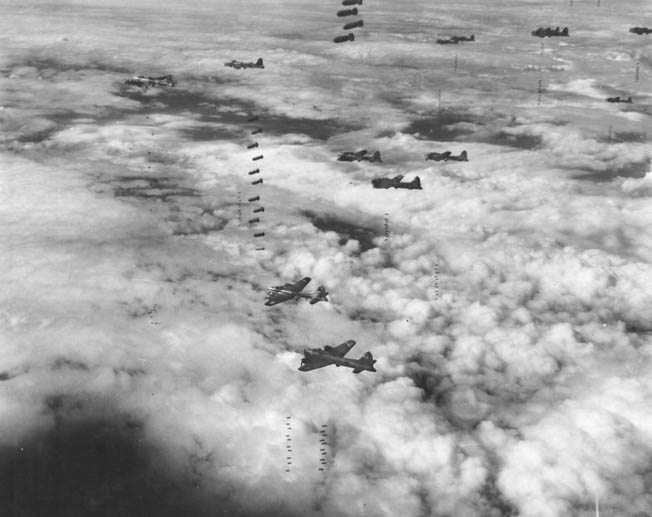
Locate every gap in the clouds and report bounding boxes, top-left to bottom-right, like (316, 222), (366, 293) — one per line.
(52, 358), (89, 371)
(114, 86), (360, 141)
(0, 394), (271, 517)
(480, 468), (520, 517)
(11, 56), (134, 76)
(404, 110), (544, 150)
(573, 160), (650, 182)
(90, 165), (234, 238)
(299, 210), (379, 252)
(603, 131), (649, 144)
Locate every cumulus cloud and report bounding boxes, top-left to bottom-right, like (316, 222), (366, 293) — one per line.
(2, 0), (652, 515)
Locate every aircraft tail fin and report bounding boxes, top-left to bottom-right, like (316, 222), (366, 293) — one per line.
(256, 58), (264, 66)
(371, 151), (382, 162)
(459, 150), (468, 161)
(562, 27), (569, 36)
(412, 176), (422, 189)
(627, 96), (632, 103)
(470, 34), (475, 41)
(353, 352), (376, 373)
(310, 286), (329, 304)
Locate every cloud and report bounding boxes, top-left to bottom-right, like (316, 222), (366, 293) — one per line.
(2, 0), (652, 515)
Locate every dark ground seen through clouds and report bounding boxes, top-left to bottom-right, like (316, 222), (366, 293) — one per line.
(300, 210), (380, 252)
(404, 110), (544, 150)
(115, 86), (361, 142)
(0, 396), (281, 517)
(3, 56), (362, 144)
(3, 0), (652, 515)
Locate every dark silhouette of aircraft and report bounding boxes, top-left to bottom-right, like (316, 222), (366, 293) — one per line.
(436, 34), (475, 44)
(338, 150), (382, 162)
(630, 27), (652, 35)
(337, 8), (358, 17)
(372, 175), (422, 189)
(265, 277), (329, 306)
(342, 0), (362, 5)
(125, 74), (176, 90)
(532, 27), (569, 38)
(343, 20), (363, 30)
(425, 150), (468, 162)
(334, 33), (355, 43)
(298, 340), (376, 374)
(606, 96), (633, 104)
(224, 58), (264, 69)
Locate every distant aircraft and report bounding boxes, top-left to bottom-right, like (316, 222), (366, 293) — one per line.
(298, 340), (377, 374)
(125, 74), (176, 90)
(343, 20), (364, 30)
(264, 277), (329, 306)
(372, 175), (422, 190)
(436, 34), (475, 44)
(337, 150), (382, 162)
(606, 96), (633, 103)
(337, 8), (358, 17)
(224, 58), (264, 69)
(531, 27), (569, 38)
(425, 150), (468, 162)
(334, 33), (355, 43)
(630, 27), (652, 35)
(342, 0), (362, 5)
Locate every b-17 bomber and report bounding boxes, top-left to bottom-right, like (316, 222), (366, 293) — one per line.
(337, 150), (382, 162)
(436, 34), (475, 44)
(224, 57), (264, 69)
(531, 26), (569, 38)
(264, 277), (329, 306)
(630, 27), (652, 35)
(372, 175), (422, 190)
(606, 96), (633, 104)
(125, 74), (176, 90)
(298, 340), (377, 374)
(337, 8), (358, 17)
(425, 150), (468, 162)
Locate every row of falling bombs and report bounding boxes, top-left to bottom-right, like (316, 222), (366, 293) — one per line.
(284, 418), (330, 473)
(246, 115), (266, 250)
(334, 0), (363, 43)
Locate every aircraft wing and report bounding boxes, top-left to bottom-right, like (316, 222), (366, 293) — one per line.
(298, 354), (334, 371)
(264, 277), (311, 305)
(324, 340), (356, 357)
(264, 291), (295, 306)
(288, 277), (311, 293)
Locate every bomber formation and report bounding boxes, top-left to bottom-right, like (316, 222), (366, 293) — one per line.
(119, 11), (647, 377)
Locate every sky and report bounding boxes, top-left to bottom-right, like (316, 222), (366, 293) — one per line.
(1, 0), (652, 515)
